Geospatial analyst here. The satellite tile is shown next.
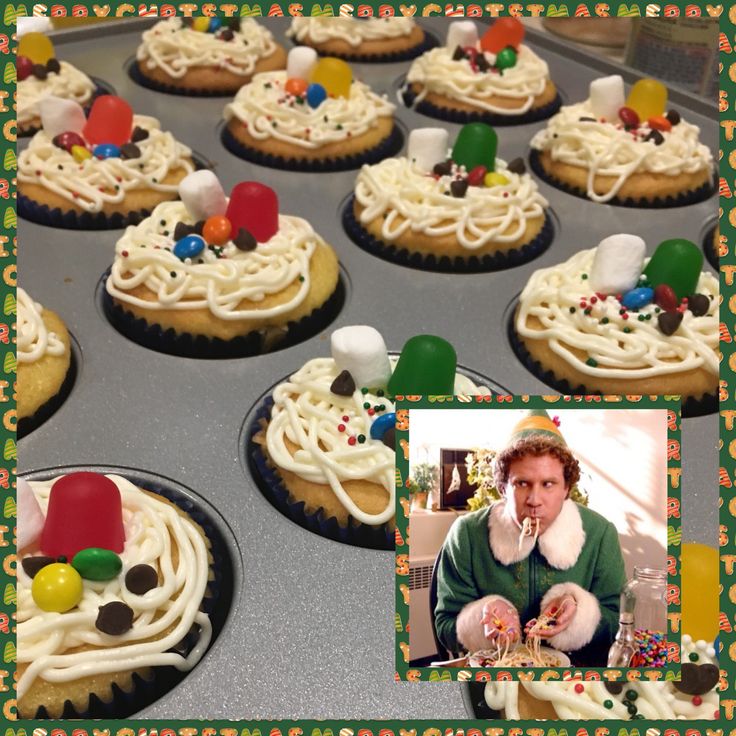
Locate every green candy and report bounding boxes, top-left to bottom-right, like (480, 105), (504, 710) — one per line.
(495, 46), (518, 71)
(643, 238), (703, 300)
(451, 123), (498, 173)
(71, 547), (123, 581)
(387, 335), (457, 396)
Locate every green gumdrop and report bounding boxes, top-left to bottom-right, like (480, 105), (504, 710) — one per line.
(387, 335), (457, 396)
(451, 123), (498, 173)
(643, 238), (703, 300)
(71, 547), (123, 581)
(495, 47), (518, 71)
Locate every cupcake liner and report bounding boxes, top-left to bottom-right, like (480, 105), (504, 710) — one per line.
(401, 85), (562, 127)
(342, 195), (555, 273)
(247, 396), (394, 551)
(129, 58), (248, 97)
(507, 312), (717, 418)
(703, 224), (718, 271)
(291, 30), (439, 63)
(529, 149), (717, 208)
(101, 273), (346, 359)
(221, 122), (405, 172)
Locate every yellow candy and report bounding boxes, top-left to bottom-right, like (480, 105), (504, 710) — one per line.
(310, 57), (352, 99)
(31, 563), (83, 613)
(71, 145), (91, 163)
(18, 32), (55, 65)
(484, 172), (509, 187)
(192, 17), (211, 32)
(681, 542), (718, 642)
(625, 78), (668, 121)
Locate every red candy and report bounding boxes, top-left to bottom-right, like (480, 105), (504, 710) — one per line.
(618, 106), (640, 128)
(284, 78), (308, 97)
(17, 55), (33, 81)
(467, 165), (487, 186)
(654, 283), (678, 311)
(53, 131), (86, 152)
(83, 95), (134, 147)
(480, 18), (525, 54)
(225, 182), (279, 243)
(648, 115), (672, 132)
(40, 472), (125, 559)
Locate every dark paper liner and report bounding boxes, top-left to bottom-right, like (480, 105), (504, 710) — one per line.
(291, 30), (439, 63)
(507, 311), (717, 418)
(342, 195), (554, 273)
(529, 148), (717, 209)
(704, 224), (719, 271)
(129, 58), (249, 98)
(21, 467), (234, 719)
(221, 122), (405, 172)
(101, 273), (346, 359)
(401, 85), (562, 127)
(247, 396), (394, 551)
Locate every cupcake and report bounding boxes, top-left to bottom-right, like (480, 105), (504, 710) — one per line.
(403, 19), (560, 125)
(529, 75), (715, 206)
(705, 225), (720, 271)
(345, 123), (552, 272)
(17, 471), (215, 718)
(19, 95), (195, 230)
(250, 326), (492, 548)
(222, 47), (401, 171)
(286, 17), (432, 62)
(104, 172), (341, 358)
(18, 288), (74, 438)
(512, 235), (718, 416)
(134, 17), (287, 95)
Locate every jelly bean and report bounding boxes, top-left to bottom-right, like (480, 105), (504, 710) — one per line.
(589, 75), (625, 121)
(202, 215), (232, 246)
(653, 283), (678, 311)
(17, 55), (33, 81)
(18, 478), (44, 552)
(625, 78), (668, 121)
(226, 181), (279, 243)
(71, 145), (92, 163)
(681, 543), (719, 642)
(451, 122), (497, 172)
(285, 77), (308, 97)
(484, 172), (509, 187)
(93, 143), (121, 160)
(407, 128), (448, 172)
(52, 131), (86, 152)
(370, 412), (397, 441)
(480, 17), (525, 54)
(173, 234), (206, 260)
(39, 96), (87, 139)
(467, 165), (487, 186)
(71, 547), (123, 581)
(387, 335), (457, 396)
(18, 32), (55, 65)
(208, 17), (223, 32)
(643, 238), (703, 300)
(446, 20), (478, 50)
(618, 106), (639, 128)
(306, 83), (327, 109)
(648, 115), (672, 132)
(621, 287), (654, 311)
(494, 47), (517, 71)
(310, 57), (352, 98)
(192, 17), (211, 32)
(83, 95), (134, 147)
(590, 234), (645, 295)
(31, 562), (83, 613)
(287, 46), (318, 81)
(179, 170), (227, 221)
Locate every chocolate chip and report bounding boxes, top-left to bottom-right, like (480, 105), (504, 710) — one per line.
(658, 310), (683, 336)
(21, 555), (55, 578)
(604, 681), (624, 695)
(450, 179), (469, 198)
(666, 110), (681, 126)
(646, 129), (664, 146)
(219, 28), (235, 41)
(194, 220), (206, 235)
(330, 370), (356, 397)
(506, 157), (526, 175)
(45, 58), (60, 74)
(672, 663), (719, 695)
(32, 64), (47, 80)
(687, 293), (710, 317)
(174, 221), (194, 241)
(382, 426), (396, 450)
(125, 563), (159, 595)
(95, 601), (134, 636)
(476, 54), (490, 72)
(233, 228), (257, 251)
(578, 116), (597, 122)
(433, 160), (453, 177)
(131, 126), (149, 143)
(452, 45), (465, 61)
(120, 143), (141, 160)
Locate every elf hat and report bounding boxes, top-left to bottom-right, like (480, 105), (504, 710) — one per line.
(506, 409), (566, 446)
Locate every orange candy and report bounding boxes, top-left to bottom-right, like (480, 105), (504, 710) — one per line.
(648, 115), (672, 133)
(203, 215), (232, 246)
(284, 78), (308, 97)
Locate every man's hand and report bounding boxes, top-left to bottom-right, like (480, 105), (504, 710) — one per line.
(480, 600), (521, 645)
(531, 595), (577, 638)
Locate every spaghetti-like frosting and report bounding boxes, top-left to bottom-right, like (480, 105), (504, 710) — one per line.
(223, 70), (395, 150)
(406, 44), (549, 114)
(18, 61), (96, 128)
(107, 200), (323, 321)
(287, 17), (416, 46)
(17, 474), (212, 701)
(515, 248), (719, 380)
(18, 288), (66, 364)
(530, 99), (714, 203)
(265, 357), (491, 525)
(18, 114), (194, 213)
(354, 156), (548, 250)
(484, 636), (718, 720)
(137, 17), (278, 78)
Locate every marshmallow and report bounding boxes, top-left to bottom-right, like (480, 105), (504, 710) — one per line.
(178, 170), (228, 221)
(18, 478), (45, 552)
(287, 46), (318, 81)
(17, 16), (54, 39)
(589, 75), (625, 122)
(590, 234), (646, 295)
(446, 20), (478, 50)
(331, 325), (392, 389)
(407, 128), (449, 172)
(39, 96), (87, 138)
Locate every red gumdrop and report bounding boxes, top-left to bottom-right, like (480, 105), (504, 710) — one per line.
(654, 283), (678, 311)
(83, 95), (134, 147)
(17, 56), (33, 81)
(40, 472), (125, 559)
(225, 182), (279, 243)
(467, 165), (487, 186)
(480, 18), (525, 54)
(618, 106), (640, 128)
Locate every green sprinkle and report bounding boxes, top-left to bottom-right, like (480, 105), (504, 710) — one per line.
(336, 123), (343, 130)
(603, 700), (613, 710)
(358, 434), (366, 444)
(586, 357), (598, 367)
(581, 273), (588, 280)
(645, 313), (652, 320)
(378, 404), (385, 411)
(689, 652), (700, 662)
(298, 276), (305, 282)
(363, 402), (370, 410)
(655, 307), (661, 313)
(638, 314), (646, 321)
(584, 307), (592, 315)
(377, 390), (384, 397)
(361, 387), (368, 395)
(627, 704), (638, 716)
(626, 690), (638, 701)
(601, 317), (609, 324)
(623, 326), (632, 333)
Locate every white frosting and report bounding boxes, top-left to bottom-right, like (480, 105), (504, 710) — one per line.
(516, 248), (719, 380)
(17, 288), (66, 364)
(18, 61), (96, 129)
(406, 44), (549, 114)
(137, 17), (278, 79)
(17, 474), (212, 701)
(287, 18), (416, 46)
(18, 114), (194, 213)
(530, 99), (714, 203)
(354, 156), (548, 250)
(265, 357), (491, 525)
(107, 200), (324, 321)
(224, 70), (395, 150)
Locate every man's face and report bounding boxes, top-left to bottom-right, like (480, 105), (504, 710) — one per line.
(505, 453), (569, 535)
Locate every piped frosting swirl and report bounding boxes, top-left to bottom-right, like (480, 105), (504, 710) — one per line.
(18, 288), (66, 364)
(287, 17), (416, 46)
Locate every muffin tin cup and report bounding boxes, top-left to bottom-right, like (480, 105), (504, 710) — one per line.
(703, 224), (719, 271)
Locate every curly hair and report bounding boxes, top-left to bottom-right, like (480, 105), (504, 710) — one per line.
(492, 435), (581, 493)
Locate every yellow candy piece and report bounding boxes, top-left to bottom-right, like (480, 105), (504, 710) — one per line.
(31, 562), (83, 613)
(484, 172), (509, 187)
(192, 17), (211, 32)
(625, 78), (668, 121)
(681, 542), (718, 642)
(71, 145), (91, 163)
(18, 32), (55, 65)
(310, 57), (352, 99)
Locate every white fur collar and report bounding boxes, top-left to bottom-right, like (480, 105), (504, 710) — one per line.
(488, 499), (585, 570)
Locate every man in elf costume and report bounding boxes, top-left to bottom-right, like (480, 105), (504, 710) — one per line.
(434, 410), (626, 666)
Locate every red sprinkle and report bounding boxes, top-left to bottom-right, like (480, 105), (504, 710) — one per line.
(590, 296), (598, 304)
(342, 415), (349, 422)
(622, 313), (629, 320)
(574, 684), (584, 694)
(692, 696), (702, 706)
(348, 436), (357, 446)
(338, 424), (346, 432)
(121, 250), (129, 257)
(368, 408), (375, 416)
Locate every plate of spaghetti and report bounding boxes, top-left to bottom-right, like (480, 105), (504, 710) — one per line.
(469, 643), (570, 668)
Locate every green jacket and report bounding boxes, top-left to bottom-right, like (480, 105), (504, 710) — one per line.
(435, 500), (626, 666)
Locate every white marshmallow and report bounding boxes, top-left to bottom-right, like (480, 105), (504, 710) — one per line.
(407, 128), (449, 172)
(39, 96), (87, 138)
(590, 234), (646, 295)
(589, 75), (625, 122)
(178, 170), (227, 221)
(287, 46), (318, 81)
(446, 20), (478, 50)
(331, 325), (392, 389)
(18, 478), (45, 552)
(17, 16), (54, 39)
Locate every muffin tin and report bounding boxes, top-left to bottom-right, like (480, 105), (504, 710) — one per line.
(19, 18), (717, 719)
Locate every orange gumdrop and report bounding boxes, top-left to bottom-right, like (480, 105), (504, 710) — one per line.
(203, 215), (232, 246)
(284, 78), (308, 97)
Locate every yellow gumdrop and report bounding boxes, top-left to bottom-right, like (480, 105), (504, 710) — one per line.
(484, 172), (510, 187)
(71, 145), (91, 163)
(310, 57), (352, 99)
(192, 17), (211, 32)
(625, 78), (668, 121)
(681, 542), (719, 642)
(31, 562), (83, 613)
(18, 32), (55, 65)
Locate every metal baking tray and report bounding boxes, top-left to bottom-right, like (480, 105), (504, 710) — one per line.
(18, 18), (718, 719)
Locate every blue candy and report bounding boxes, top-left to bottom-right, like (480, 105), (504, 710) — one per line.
(173, 234), (206, 261)
(93, 143), (121, 159)
(621, 287), (654, 311)
(369, 412), (396, 442)
(306, 83), (327, 109)
(208, 17), (223, 32)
